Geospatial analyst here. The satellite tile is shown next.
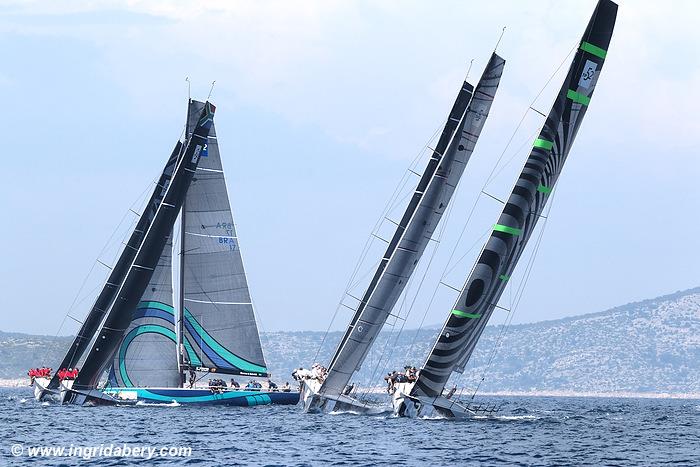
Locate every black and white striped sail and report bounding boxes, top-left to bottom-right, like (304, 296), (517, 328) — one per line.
(321, 56), (505, 397)
(73, 102), (216, 390)
(48, 142), (182, 391)
(413, 0), (617, 399)
(178, 100), (268, 377)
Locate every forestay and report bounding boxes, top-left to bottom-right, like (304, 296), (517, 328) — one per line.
(178, 100), (268, 377)
(413, 0), (618, 399)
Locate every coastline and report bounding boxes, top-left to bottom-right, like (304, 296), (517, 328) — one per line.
(4, 378), (698, 400)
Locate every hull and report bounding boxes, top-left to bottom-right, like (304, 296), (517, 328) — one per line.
(300, 379), (389, 415)
(64, 386), (300, 407)
(391, 382), (474, 419)
(32, 377), (50, 401)
(391, 382), (419, 418)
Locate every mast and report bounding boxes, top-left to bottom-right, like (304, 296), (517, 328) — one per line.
(319, 55), (504, 398)
(412, 0), (618, 400)
(177, 100), (192, 385)
(71, 102), (216, 391)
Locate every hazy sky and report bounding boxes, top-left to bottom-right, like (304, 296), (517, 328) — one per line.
(1, 0), (698, 337)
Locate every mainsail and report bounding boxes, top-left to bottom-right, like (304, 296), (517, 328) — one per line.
(412, 0), (618, 399)
(73, 102), (216, 390)
(320, 55), (505, 397)
(48, 142), (183, 391)
(178, 100), (268, 377)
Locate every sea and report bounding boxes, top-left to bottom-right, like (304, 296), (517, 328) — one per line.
(2, 388), (698, 466)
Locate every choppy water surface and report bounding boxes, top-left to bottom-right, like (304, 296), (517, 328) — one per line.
(2, 388), (698, 466)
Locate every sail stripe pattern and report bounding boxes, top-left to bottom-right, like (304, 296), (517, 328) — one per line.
(412, 0), (617, 400)
(320, 53), (505, 397)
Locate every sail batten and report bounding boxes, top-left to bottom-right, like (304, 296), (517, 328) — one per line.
(178, 100), (268, 378)
(319, 54), (505, 398)
(413, 0), (618, 400)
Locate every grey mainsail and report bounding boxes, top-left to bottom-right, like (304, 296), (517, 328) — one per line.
(178, 100), (268, 377)
(72, 102), (216, 391)
(412, 0), (618, 399)
(320, 56), (505, 398)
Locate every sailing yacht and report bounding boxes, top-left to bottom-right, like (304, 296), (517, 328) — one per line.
(391, 0), (618, 419)
(32, 99), (299, 407)
(298, 53), (506, 414)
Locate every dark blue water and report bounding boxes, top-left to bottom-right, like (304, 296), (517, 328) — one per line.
(2, 388), (698, 466)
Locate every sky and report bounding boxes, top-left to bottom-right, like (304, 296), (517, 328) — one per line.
(0, 0), (698, 337)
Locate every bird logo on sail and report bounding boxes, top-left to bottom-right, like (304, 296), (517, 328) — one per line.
(578, 60), (597, 89)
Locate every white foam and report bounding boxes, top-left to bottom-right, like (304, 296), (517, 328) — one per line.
(473, 414), (538, 421)
(135, 400), (180, 407)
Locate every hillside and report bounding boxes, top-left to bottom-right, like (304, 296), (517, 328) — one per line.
(5, 287), (700, 394)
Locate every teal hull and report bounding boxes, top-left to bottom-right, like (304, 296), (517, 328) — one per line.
(96, 387), (300, 406)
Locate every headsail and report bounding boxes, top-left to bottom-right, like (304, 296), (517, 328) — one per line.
(413, 0), (618, 399)
(107, 236), (182, 388)
(320, 56), (504, 398)
(72, 102), (216, 390)
(48, 141), (183, 391)
(178, 100), (268, 377)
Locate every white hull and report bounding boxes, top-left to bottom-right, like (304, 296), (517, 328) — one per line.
(300, 379), (389, 415)
(32, 377), (80, 404)
(32, 377), (51, 401)
(391, 382), (475, 419)
(59, 380), (75, 404)
(391, 382), (419, 417)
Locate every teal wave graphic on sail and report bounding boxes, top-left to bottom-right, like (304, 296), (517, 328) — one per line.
(137, 301), (267, 374)
(118, 324), (202, 388)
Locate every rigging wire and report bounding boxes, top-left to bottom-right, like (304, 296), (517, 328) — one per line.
(406, 38), (580, 358)
(43, 116), (190, 372)
(461, 185), (558, 401)
(465, 59), (474, 81)
(372, 37), (582, 402)
(449, 41), (583, 401)
(494, 26), (506, 52)
(207, 81), (216, 101)
(310, 124), (442, 364)
(42, 179), (156, 364)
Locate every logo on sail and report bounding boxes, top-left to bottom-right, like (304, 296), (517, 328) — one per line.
(191, 145), (202, 163)
(578, 59), (597, 89)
